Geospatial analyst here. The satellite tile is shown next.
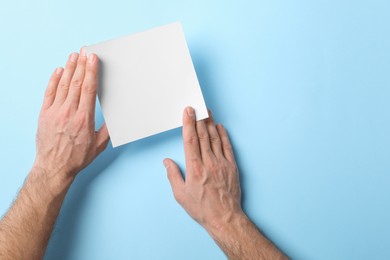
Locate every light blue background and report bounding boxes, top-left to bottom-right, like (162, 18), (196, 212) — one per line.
(1, 0), (390, 259)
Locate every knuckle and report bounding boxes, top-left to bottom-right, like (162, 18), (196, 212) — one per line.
(77, 107), (90, 115)
(223, 161), (232, 171)
(190, 159), (203, 175)
(223, 142), (232, 151)
(197, 132), (209, 141)
(231, 163), (238, 173)
(75, 111), (91, 127)
(75, 114), (87, 127)
(55, 117), (68, 129)
(77, 107), (93, 120)
(83, 83), (96, 95)
(185, 135), (198, 146)
(45, 88), (55, 97)
(191, 157), (203, 169)
(206, 161), (220, 173)
(38, 114), (49, 127)
(59, 82), (69, 90)
(225, 160), (238, 173)
(191, 171), (202, 181)
(209, 135), (221, 144)
(71, 79), (83, 88)
(59, 105), (72, 119)
(203, 147), (213, 156)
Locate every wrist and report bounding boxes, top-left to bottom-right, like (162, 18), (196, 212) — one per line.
(28, 165), (75, 196)
(205, 210), (249, 241)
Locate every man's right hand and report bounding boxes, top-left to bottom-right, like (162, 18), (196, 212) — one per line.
(164, 107), (288, 260)
(163, 107), (243, 231)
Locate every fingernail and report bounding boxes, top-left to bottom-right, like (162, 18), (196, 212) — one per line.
(80, 47), (86, 57)
(55, 67), (64, 74)
(70, 52), (78, 62)
(186, 107), (195, 117)
(88, 54), (95, 64)
(163, 160), (170, 169)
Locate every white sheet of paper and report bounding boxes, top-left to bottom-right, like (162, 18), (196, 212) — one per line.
(85, 22), (208, 147)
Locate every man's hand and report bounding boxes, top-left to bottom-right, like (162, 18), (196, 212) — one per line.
(0, 50), (109, 260)
(164, 107), (287, 260)
(164, 107), (243, 231)
(34, 49), (109, 179)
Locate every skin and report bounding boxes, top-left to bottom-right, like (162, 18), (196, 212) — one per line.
(0, 50), (287, 260)
(0, 49), (109, 260)
(164, 108), (287, 260)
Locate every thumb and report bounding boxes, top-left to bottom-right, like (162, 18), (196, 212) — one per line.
(163, 158), (185, 204)
(96, 123), (110, 154)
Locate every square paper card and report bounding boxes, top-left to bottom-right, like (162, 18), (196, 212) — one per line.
(85, 22), (208, 147)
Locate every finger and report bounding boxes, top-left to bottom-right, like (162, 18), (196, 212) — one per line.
(42, 67), (64, 110)
(54, 52), (79, 105)
(66, 48), (87, 109)
(96, 123), (110, 154)
(182, 107), (202, 165)
(205, 110), (223, 158)
(196, 119), (214, 160)
(216, 124), (236, 163)
(79, 53), (98, 114)
(164, 159), (185, 204)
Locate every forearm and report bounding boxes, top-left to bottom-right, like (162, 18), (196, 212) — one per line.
(0, 167), (74, 260)
(207, 212), (288, 260)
